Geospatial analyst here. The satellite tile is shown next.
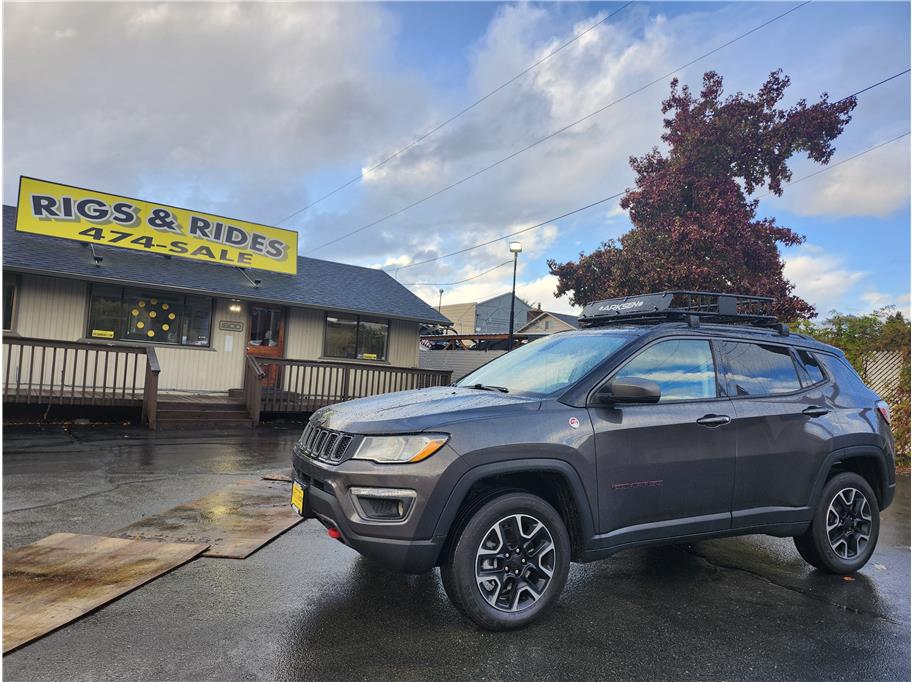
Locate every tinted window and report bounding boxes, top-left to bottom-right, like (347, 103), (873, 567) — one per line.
(795, 349), (826, 386)
(457, 332), (633, 397)
(617, 339), (716, 402)
(718, 341), (801, 396)
(323, 313), (389, 361)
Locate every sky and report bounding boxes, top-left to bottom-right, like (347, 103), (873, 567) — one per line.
(3, 1), (910, 319)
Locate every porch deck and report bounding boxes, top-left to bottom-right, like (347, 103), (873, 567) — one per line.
(3, 336), (452, 428)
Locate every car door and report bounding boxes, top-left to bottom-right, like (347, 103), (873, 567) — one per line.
(588, 338), (736, 546)
(715, 340), (843, 528)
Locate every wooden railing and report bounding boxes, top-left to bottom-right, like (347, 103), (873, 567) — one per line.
(244, 355), (266, 423)
(248, 356), (453, 414)
(140, 347), (161, 429)
(3, 337), (161, 428)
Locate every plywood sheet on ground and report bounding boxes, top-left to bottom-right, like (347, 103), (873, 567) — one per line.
(3, 533), (207, 654)
(262, 470), (293, 482)
(111, 479), (302, 559)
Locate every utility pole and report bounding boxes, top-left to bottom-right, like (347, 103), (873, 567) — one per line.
(438, 288), (444, 312)
(507, 241), (522, 351)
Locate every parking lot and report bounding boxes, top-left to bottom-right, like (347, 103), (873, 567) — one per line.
(3, 425), (909, 681)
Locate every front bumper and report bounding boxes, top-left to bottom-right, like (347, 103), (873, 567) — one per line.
(291, 447), (454, 574)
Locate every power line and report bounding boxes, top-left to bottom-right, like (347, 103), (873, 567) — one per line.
(394, 192), (624, 275)
(757, 130), (910, 198)
(837, 68), (910, 103)
(396, 118), (911, 276)
(306, 1), (811, 255)
(277, 2), (634, 225)
(401, 259), (513, 286)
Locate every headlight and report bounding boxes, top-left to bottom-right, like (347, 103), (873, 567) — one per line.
(352, 433), (449, 464)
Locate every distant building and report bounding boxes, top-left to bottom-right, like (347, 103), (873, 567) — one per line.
(439, 292), (531, 335)
(517, 307), (580, 335)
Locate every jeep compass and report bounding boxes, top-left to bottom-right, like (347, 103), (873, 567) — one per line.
(290, 291), (896, 630)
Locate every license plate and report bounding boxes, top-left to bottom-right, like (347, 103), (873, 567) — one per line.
(291, 481), (305, 514)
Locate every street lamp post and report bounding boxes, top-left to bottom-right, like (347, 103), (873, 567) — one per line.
(507, 241), (522, 351)
(438, 288), (444, 312)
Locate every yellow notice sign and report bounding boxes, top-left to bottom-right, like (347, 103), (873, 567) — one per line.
(15, 177), (298, 275)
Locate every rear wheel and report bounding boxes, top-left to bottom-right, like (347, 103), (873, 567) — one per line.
(794, 472), (880, 574)
(440, 492), (570, 630)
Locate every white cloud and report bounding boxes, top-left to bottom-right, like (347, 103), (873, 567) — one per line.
(778, 135), (910, 217)
(783, 245), (867, 315)
(3, 3), (425, 221)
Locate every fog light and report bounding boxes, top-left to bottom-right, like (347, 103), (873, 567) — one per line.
(350, 487), (416, 521)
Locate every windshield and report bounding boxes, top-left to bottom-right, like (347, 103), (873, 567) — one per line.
(456, 332), (633, 397)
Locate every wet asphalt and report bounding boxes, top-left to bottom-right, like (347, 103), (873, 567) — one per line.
(2, 425), (909, 681)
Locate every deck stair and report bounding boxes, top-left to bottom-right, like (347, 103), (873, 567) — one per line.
(155, 394), (255, 429)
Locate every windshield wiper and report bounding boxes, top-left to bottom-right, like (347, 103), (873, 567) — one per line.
(467, 383), (509, 393)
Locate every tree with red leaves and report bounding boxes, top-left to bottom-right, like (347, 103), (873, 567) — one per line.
(548, 70), (856, 320)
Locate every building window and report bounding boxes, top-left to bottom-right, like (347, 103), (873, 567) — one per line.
(3, 276), (18, 331)
(86, 285), (212, 347)
(324, 313), (389, 361)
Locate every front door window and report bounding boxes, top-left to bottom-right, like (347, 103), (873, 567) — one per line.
(249, 306), (284, 349)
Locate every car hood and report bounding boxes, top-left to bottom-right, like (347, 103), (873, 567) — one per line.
(310, 386), (540, 434)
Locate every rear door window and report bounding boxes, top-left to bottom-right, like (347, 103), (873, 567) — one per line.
(717, 341), (802, 396)
(795, 349), (827, 386)
(615, 339), (717, 402)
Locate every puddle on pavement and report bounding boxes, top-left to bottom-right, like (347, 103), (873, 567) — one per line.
(110, 479), (302, 559)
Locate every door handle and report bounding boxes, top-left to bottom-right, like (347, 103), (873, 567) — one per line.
(802, 406), (830, 417)
(696, 414), (731, 427)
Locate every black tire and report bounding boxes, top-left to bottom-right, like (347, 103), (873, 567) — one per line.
(793, 472), (880, 574)
(440, 492), (570, 631)
(439, 554), (465, 614)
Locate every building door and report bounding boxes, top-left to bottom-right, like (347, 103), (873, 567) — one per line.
(247, 305), (286, 386)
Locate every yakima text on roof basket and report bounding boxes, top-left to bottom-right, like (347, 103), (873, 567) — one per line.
(578, 290), (788, 335)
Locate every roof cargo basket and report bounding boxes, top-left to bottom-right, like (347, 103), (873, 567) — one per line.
(578, 291), (787, 334)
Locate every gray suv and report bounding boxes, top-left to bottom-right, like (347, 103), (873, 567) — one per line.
(290, 292), (896, 630)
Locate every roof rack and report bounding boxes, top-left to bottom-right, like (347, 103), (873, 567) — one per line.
(578, 291), (789, 335)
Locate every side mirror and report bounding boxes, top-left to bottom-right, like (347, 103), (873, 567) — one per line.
(593, 377), (661, 405)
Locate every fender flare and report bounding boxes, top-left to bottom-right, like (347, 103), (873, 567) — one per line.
(808, 445), (890, 508)
(431, 458), (596, 545)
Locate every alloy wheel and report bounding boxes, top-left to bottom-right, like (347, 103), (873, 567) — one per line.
(475, 513), (556, 612)
(826, 487), (872, 560)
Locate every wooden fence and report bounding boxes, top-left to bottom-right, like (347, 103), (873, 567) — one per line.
(861, 350), (905, 398)
(2, 337), (161, 428)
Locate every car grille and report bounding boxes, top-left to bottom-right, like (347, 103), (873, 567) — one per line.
(295, 422), (354, 464)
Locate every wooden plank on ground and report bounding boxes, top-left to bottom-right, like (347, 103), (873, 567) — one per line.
(262, 470), (292, 482)
(3, 533), (207, 654)
(111, 479), (303, 559)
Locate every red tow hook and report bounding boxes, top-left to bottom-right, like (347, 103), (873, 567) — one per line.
(327, 527), (342, 540)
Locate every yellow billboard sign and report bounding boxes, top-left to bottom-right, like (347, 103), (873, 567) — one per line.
(15, 177), (298, 275)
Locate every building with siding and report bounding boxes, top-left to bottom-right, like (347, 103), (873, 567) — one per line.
(2, 205), (450, 395)
(518, 308), (580, 335)
(439, 293), (531, 336)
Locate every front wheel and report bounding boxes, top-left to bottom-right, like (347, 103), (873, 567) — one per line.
(794, 471), (880, 574)
(440, 492), (570, 630)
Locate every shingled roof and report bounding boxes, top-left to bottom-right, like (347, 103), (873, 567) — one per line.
(2, 205), (449, 325)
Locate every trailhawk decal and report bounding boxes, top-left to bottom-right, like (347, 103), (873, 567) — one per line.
(610, 480), (664, 490)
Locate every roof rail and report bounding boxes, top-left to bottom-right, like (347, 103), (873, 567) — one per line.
(578, 291), (788, 335)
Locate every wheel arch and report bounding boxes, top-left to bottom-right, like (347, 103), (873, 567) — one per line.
(433, 459), (596, 563)
(810, 446), (891, 509)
